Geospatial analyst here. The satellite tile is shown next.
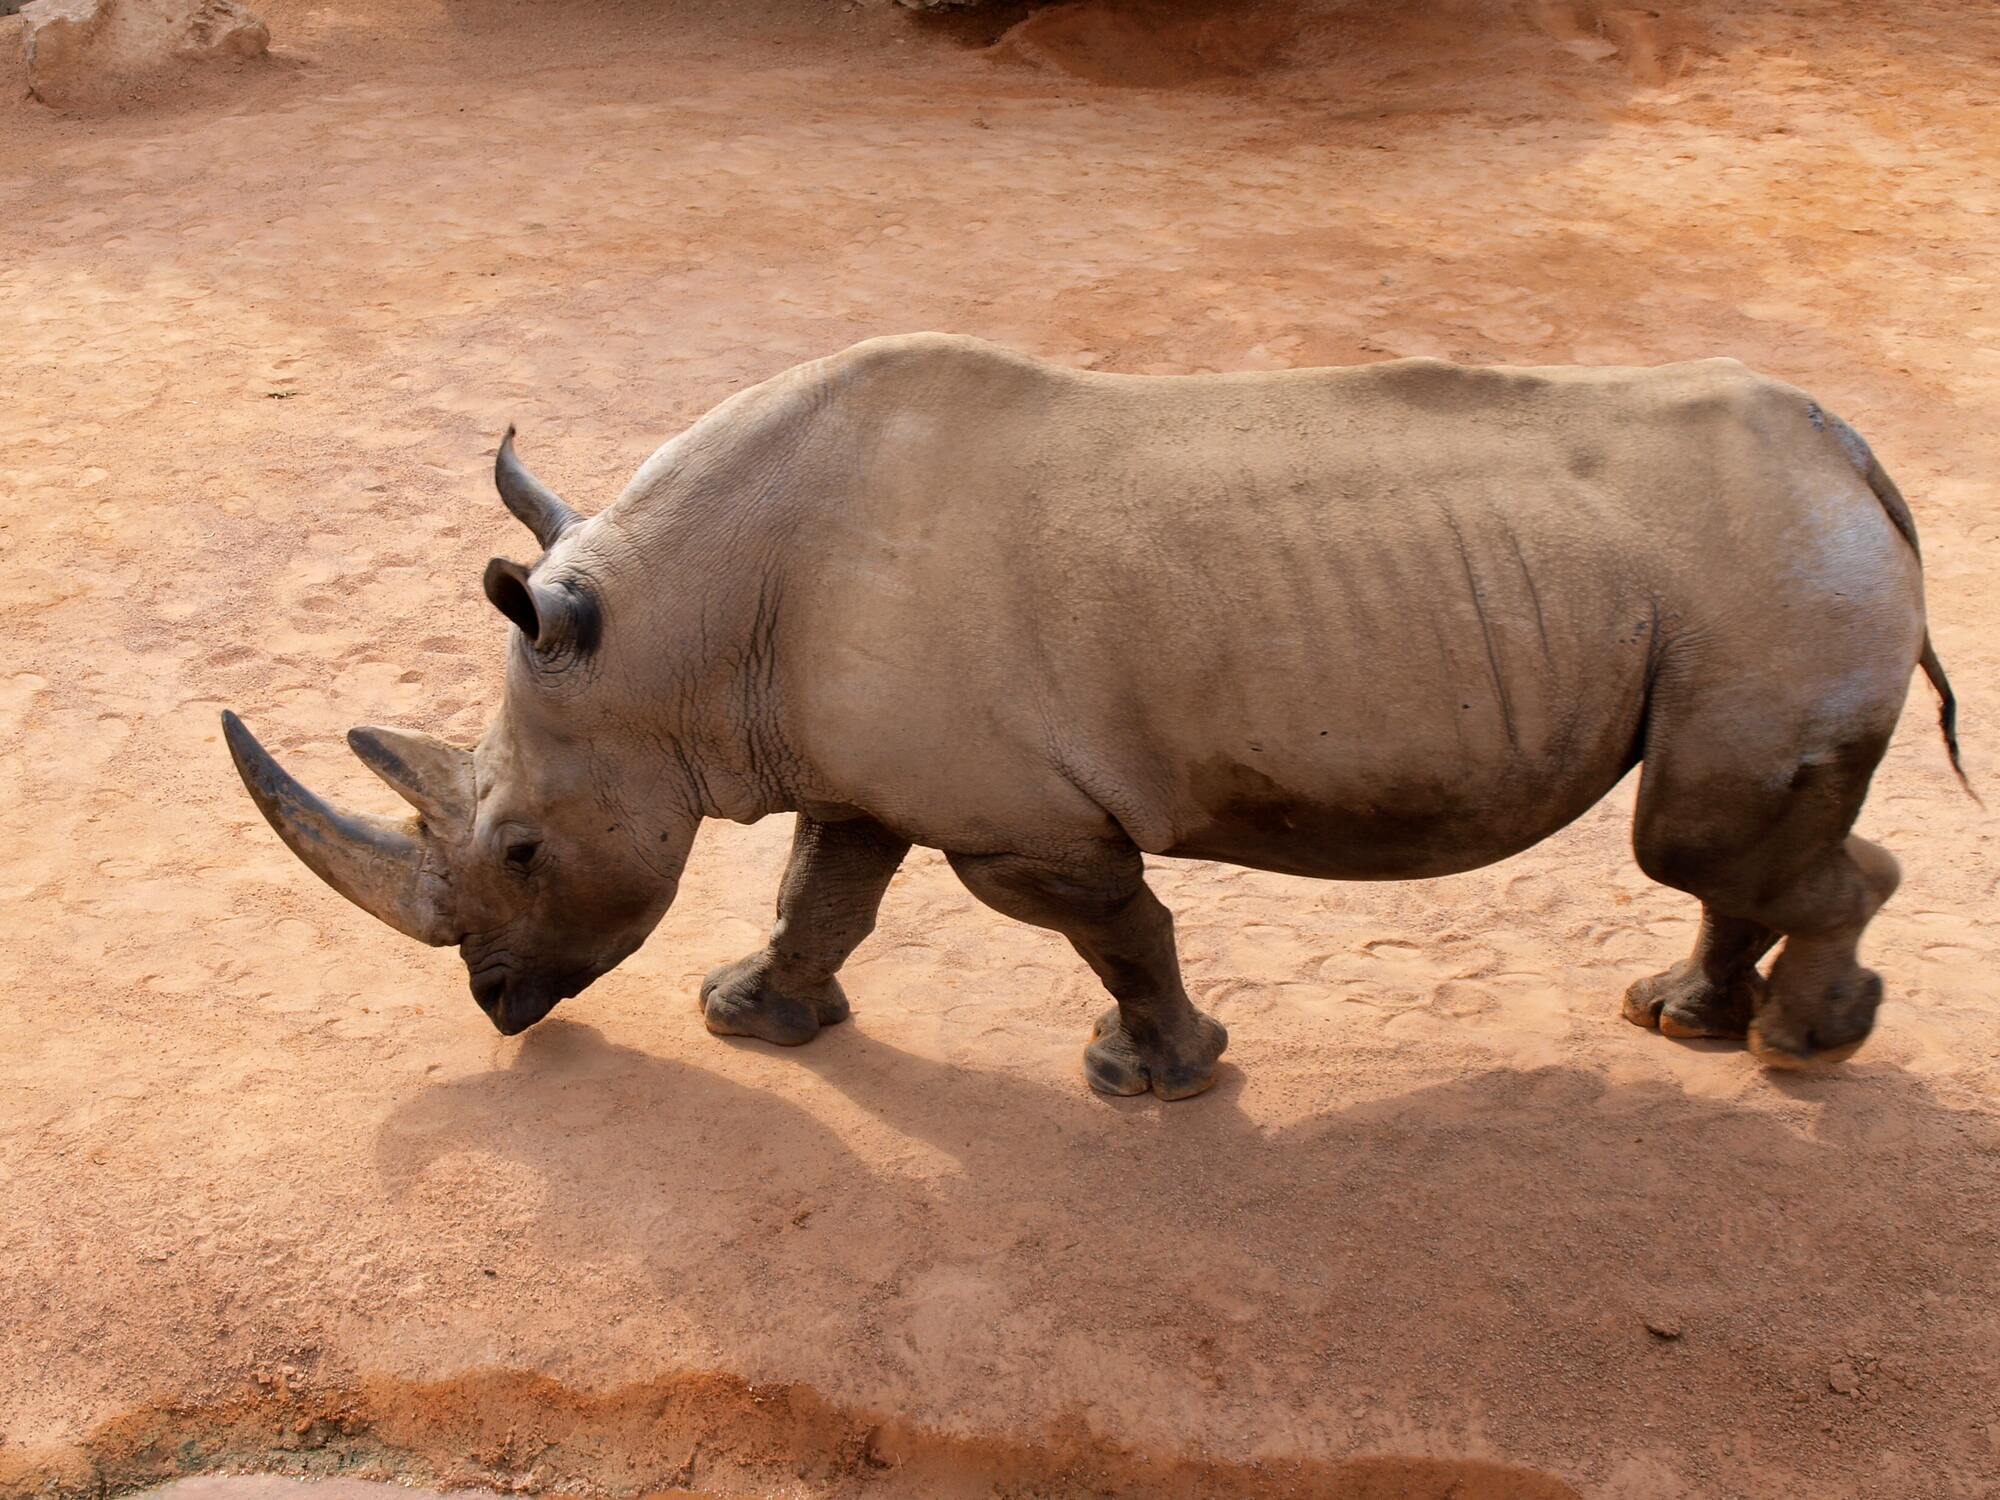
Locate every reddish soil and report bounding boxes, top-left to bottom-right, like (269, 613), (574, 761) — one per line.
(2, 1), (1996, 1497)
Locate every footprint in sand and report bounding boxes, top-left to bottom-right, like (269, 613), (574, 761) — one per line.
(1919, 941), (1979, 965)
(1360, 937), (1425, 964)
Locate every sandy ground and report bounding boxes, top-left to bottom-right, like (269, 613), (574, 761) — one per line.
(141, 1484), (500, 1500)
(3, 0), (1998, 1496)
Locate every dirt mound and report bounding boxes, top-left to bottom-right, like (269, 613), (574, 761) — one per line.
(991, 0), (1298, 87)
(13, 1368), (1582, 1500)
(1522, 0), (1708, 85)
(15, 0), (269, 110)
(981, 0), (1710, 89)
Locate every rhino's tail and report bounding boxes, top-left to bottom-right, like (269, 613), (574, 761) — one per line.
(1822, 405), (1978, 804)
(1917, 637), (1976, 804)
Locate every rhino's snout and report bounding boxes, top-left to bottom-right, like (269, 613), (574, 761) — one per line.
(470, 967), (568, 1036)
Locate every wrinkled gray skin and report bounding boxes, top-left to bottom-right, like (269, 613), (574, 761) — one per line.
(225, 334), (1970, 1098)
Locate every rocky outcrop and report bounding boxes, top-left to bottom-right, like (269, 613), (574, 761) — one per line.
(19, 0), (268, 106)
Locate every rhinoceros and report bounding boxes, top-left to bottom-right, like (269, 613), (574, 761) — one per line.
(223, 334), (1969, 1098)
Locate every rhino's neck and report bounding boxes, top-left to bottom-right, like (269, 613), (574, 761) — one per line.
(597, 372), (833, 826)
(667, 715), (804, 827)
(603, 552), (807, 828)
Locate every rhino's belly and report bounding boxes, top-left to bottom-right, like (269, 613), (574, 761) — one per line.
(1153, 750), (1635, 881)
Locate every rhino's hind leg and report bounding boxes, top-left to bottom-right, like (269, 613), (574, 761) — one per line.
(700, 813), (910, 1047)
(1631, 721), (1900, 1068)
(1623, 907), (1776, 1040)
(1747, 835), (1901, 1067)
(946, 845), (1227, 1101)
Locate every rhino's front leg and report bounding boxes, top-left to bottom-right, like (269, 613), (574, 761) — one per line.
(700, 813), (910, 1046)
(946, 844), (1228, 1101)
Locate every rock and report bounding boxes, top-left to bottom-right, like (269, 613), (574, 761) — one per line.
(20, 0), (268, 107)
(1828, 1360), (1862, 1396)
(1643, 1313), (1684, 1340)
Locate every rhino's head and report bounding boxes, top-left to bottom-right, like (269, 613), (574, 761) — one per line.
(223, 431), (694, 1034)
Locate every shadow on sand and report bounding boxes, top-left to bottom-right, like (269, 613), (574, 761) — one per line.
(351, 1014), (2000, 1493)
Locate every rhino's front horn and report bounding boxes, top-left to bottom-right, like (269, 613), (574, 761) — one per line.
(495, 426), (579, 550)
(221, 711), (458, 946)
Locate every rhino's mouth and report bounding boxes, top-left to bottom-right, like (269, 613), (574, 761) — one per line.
(470, 968), (582, 1036)
(465, 930), (654, 1035)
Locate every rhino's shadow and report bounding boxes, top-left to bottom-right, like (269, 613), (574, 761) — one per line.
(375, 1016), (1998, 1471)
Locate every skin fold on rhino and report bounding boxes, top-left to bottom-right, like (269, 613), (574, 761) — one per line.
(224, 334), (1972, 1099)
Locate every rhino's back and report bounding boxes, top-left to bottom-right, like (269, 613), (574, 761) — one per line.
(770, 337), (1914, 871)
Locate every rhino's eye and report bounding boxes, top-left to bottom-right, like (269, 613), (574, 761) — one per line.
(503, 839), (543, 873)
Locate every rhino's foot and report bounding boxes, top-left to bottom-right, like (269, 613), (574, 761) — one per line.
(1621, 960), (1761, 1041)
(699, 952), (850, 1047)
(1748, 965), (1881, 1070)
(1084, 1005), (1228, 1101)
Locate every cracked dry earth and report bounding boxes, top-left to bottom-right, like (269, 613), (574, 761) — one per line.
(2, 0), (1997, 1497)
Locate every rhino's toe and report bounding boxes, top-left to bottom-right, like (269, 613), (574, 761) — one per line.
(1622, 961), (1759, 1041)
(1082, 1010), (1153, 1097)
(1083, 1005), (1227, 1102)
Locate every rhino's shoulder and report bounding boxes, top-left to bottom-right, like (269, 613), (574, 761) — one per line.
(812, 331), (1064, 399)
(605, 336), (1062, 534)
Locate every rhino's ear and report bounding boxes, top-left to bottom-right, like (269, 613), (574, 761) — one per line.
(483, 558), (601, 657)
(347, 726), (475, 832)
(484, 557), (548, 642)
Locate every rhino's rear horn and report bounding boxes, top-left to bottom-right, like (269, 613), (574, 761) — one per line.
(495, 426), (580, 549)
(221, 711), (458, 947)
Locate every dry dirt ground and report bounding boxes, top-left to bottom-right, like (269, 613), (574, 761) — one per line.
(2, 0), (1998, 1496)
